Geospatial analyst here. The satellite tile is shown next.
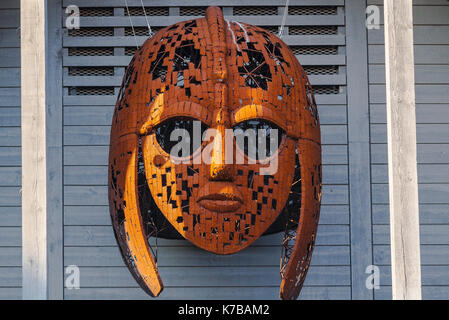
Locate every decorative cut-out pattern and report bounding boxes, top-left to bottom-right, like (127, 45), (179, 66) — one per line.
(108, 6), (321, 300)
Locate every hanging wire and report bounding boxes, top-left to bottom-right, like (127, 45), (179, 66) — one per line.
(278, 0), (290, 38)
(124, 0), (139, 48)
(140, 0), (154, 37)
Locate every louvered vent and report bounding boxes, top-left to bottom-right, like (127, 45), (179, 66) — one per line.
(68, 47), (114, 56)
(180, 7), (207, 16)
(124, 7), (169, 16)
(312, 86), (340, 95)
(68, 27), (114, 37)
(79, 7), (114, 16)
(289, 26), (338, 35)
(233, 6), (278, 15)
(291, 46), (338, 55)
(69, 87), (115, 96)
(64, 5), (344, 98)
(288, 6), (337, 15)
(303, 66), (338, 75)
(125, 47), (138, 56)
(68, 67), (114, 76)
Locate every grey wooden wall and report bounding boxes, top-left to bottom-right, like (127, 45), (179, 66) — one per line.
(0, 0), (448, 300)
(0, 0), (21, 299)
(62, 0), (350, 300)
(367, 0), (449, 300)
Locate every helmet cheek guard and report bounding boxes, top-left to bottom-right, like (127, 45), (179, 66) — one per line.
(108, 6), (321, 299)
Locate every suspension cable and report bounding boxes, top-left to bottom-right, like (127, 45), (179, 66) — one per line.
(140, 0), (154, 37)
(278, 0), (290, 38)
(124, 0), (139, 48)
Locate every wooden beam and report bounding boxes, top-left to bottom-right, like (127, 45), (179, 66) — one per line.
(21, 0), (48, 299)
(384, 0), (422, 300)
(346, 0), (373, 300)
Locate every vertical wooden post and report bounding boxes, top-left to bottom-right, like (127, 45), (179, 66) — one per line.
(21, 0), (48, 299)
(346, 0), (373, 300)
(384, 0), (422, 300)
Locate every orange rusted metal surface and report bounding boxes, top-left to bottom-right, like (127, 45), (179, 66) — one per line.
(108, 6), (321, 299)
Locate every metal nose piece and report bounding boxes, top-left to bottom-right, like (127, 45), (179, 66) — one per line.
(210, 164), (233, 181)
(209, 124), (233, 181)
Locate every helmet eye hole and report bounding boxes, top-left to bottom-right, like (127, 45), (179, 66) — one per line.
(155, 117), (208, 157)
(233, 119), (285, 160)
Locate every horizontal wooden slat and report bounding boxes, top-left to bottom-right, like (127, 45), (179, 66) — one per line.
(63, 146), (109, 165)
(0, 107), (20, 127)
(369, 84), (449, 104)
(0, 10), (19, 28)
(371, 124), (449, 144)
(369, 45), (449, 65)
(0, 187), (20, 206)
(379, 265), (449, 286)
(373, 204), (449, 225)
(0, 29), (20, 48)
(0, 167), (20, 186)
(372, 183), (449, 204)
(67, 265), (350, 288)
(64, 224), (349, 247)
(0, 267), (20, 287)
(369, 65), (449, 84)
(0, 127), (20, 146)
(0, 227), (20, 246)
(0, 0), (20, 9)
(369, 26), (449, 45)
(373, 225), (449, 245)
(374, 245), (449, 265)
(369, 0), (449, 4)
(0, 48), (20, 67)
(0, 68), (20, 87)
(366, 4), (449, 25)
(63, 285), (351, 300)
(0, 206), (21, 227)
(0, 288), (21, 300)
(0, 247), (20, 266)
(370, 104), (449, 124)
(65, 245), (349, 267)
(371, 144), (449, 165)
(372, 164), (449, 184)
(375, 285), (449, 301)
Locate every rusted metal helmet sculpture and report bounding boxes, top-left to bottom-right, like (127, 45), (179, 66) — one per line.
(108, 6), (321, 300)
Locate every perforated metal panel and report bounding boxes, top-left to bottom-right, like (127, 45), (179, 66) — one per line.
(68, 47), (114, 56)
(289, 26), (338, 35)
(79, 7), (114, 16)
(68, 27), (114, 37)
(125, 7), (169, 16)
(233, 6), (278, 16)
(68, 67), (114, 76)
(288, 6), (337, 15)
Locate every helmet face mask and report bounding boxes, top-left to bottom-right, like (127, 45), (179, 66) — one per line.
(109, 6), (321, 299)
